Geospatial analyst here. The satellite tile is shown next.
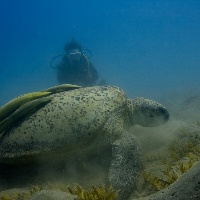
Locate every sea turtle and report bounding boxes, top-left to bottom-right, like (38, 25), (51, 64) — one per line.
(0, 85), (169, 200)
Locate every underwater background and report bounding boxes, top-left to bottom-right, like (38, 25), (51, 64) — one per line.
(0, 0), (200, 104)
(1, 1), (200, 199)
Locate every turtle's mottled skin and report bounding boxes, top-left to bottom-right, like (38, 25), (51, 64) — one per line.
(0, 86), (169, 200)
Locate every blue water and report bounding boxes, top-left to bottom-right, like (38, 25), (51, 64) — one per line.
(1, 0), (200, 105)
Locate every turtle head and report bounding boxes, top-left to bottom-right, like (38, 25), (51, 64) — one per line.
(128, 97), (169, 127)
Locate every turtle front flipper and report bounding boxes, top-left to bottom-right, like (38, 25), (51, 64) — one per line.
(109, 132), (143, 200)
(0, 96), (52, 138)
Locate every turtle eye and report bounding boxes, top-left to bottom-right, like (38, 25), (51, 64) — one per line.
(147, 111), (155, 118)
(149, 114), (154, 118)
(158, 107), (167, 115)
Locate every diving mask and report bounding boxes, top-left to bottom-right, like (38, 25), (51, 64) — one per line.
(68, 49), (81, 61)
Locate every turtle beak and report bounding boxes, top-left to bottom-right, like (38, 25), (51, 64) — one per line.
(159, 107), (170, 122)
(147, 107), (170, 127)
(139, 105), (170, 127)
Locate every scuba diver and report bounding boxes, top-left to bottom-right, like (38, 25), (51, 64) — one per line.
(51, 39), (106, 87)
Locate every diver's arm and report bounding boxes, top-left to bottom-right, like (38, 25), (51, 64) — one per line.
(57, 65), (66, 84)
(88, 62), (99, 81)
(56, 58), (69, 84)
